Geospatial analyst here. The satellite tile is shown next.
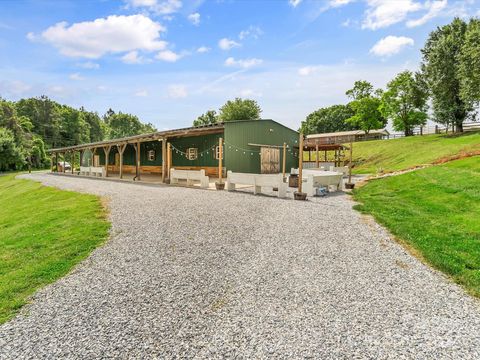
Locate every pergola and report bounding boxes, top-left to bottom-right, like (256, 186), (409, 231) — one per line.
(48, 123), (225, 183)
(299, 141), (350, 167)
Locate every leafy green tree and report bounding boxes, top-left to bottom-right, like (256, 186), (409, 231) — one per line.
(459, 18), (480, 108)
(421, 17), (474, 132)
(380, 71), (428, 136)
(59, 105), (90, 146)
(345, 80), (374, 100)
(345, 81), (386, 134)
(218, 98), (262, 122)
(15, 96), (62, 147)
(107, 112), (155, 139)
(299, 104), (356, 135)
(193, 110), (219, 127)
(0, 127), (25, 171)
(81, 108), (107, 142)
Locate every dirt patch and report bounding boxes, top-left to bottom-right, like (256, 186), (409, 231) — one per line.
(433, 150), (480, 165)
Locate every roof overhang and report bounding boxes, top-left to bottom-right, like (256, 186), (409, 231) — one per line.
(48, 123), (225, 153)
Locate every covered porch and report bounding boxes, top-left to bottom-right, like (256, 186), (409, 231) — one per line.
(48, 124), (225, 184)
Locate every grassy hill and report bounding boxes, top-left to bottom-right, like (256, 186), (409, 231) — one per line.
(0, 173), (110, 324)
(353, 156), (480, 297)
(352, 132), (480, 174)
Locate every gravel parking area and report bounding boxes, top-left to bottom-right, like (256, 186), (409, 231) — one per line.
(1, 173), (480, 359)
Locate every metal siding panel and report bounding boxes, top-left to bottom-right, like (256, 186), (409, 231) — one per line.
(170, 133), (221, 167)
(224, 120), (299, 173)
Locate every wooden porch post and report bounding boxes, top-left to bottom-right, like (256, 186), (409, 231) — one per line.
(91, 148), (96, 167)
(79, 150), (84, 168)
(218, 137), (223, 182)
(55, 152), (58, 172)
(315, 144), (319, 168)
(103, 145), (111, 177)
(298, 134), (304, 194)
(117, 144), (126, 179)
(71, 151), (74, 174)
(63, 153), (66, 173)
(167, 142), (171, 180)
(348, 141), (353, 185)
(136, 141), (141, 181)
(324, 150), (327, 162)
(161, 139), (166, 183)
(282, 142), (287, 179)
(50, 154), (54, 172)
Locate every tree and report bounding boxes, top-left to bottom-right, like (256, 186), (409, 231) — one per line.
(345, 81), (386, 134)
(380, 71), (428, 136)
(299, 104), (356, 135)
(218, 98), (262, 122)
(0, 127), (24, 171)
(345, 80), (374, 101)
(459, 18), (480, 109)
(421, 17), (474, 132)
(81, 108), (107, 143)
(193, 110), (219, 127)
(15, 96), (62, 147)
(107, 112), (154, 139)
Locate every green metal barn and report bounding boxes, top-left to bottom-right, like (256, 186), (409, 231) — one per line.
(49, 119), (300, 182)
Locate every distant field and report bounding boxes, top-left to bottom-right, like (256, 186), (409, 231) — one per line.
(0, 173), (110, 324)
(353, 157), (480, 297)
(351, 132), (480, 174)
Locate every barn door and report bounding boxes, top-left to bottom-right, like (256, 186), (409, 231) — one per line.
(260, 147), (280, 174)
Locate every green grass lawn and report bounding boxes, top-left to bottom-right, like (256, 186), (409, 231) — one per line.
(0, 173), (109, 324)
(351, 132), (480, 174)
(353, 156), (480, 297)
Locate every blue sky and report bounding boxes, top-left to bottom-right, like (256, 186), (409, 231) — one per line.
(0, 0), (479, 130)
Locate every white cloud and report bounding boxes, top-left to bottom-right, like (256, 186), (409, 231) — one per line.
(168, 84), (187, 98)
(124, 0), (182, 15)
(329, 0), (354, 8)
(121, 50), (150, 64)
(156, 49), (182, 62)
(239, 89), (262, 97)
(406, 0), (447, 27)
(218, 38), (241, 50)
(34, 15), (167, 58)
(135, 89), (148, 97)
(298, 66), (317, 76)
(362, 0), (422, 30)
(239, 26), (263, 40)
(224, 57), (263, 69)
(289, 0), (302, 7)
(0, 80), (32, 96)
(77, 61), (100, 69)
(188, 12), (200, 25)
(69, 73), (84, 80)
(370, 35), (414, 56)
(197, 46), (210, 53)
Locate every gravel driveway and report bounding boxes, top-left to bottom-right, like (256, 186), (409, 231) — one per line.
(1, 173), (480, 359)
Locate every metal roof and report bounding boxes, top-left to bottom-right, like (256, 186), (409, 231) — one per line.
(48, 122), (225, 153)
(306, 129), (389, 139)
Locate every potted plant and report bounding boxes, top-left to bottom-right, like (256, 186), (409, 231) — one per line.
(294, 191), (307, 200)
(215, 180), (225, 190)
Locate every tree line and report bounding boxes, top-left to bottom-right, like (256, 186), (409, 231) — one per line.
(301, 17), (480, 136)
(0, 96), (156, 171)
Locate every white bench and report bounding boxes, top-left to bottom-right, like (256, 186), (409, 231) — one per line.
(170, 168), (209, 188)
(329, 166), (349, 177)
(80, 166), (106, 177)
(79, 166), (90, 176)
(227, 171), (287, 198)
(303, 171), (343, 196)
(291, 168), (343, 195)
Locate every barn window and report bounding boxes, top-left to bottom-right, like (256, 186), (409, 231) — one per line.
(186, 148), (198, 160)
(215, 145), (223, 160)
(147, 150), (156, 161)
